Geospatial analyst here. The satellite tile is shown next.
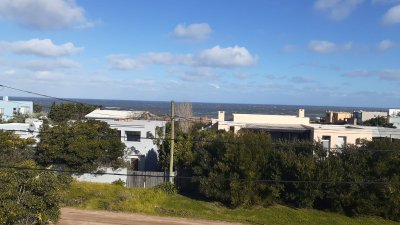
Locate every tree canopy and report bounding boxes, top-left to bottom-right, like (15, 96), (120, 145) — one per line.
(35, 120), (126, 172)
(48, 102), (98, 123)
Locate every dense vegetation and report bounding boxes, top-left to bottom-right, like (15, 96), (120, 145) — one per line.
(0, 115), (125, 224)
(48, 102), (98, 123)
(62, 181), (400, 225)
(159, 127), (400, 221)
(363, 116), (396, 128)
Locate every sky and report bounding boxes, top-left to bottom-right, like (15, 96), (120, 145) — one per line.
(0, 0), (400, 107)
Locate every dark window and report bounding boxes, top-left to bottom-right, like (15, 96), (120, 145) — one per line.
(126, 131), (141, 142)
(130, 158), (139, 171)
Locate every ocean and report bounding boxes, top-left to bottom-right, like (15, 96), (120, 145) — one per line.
(12, 96), (387, 120)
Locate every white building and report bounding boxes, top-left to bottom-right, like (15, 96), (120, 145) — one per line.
(213, 109), (400, 149)
(388, 109), (400, 129)
(0, 119), (43, 142)
(0, 96), (33, 121)
(75, 109), (166, 184)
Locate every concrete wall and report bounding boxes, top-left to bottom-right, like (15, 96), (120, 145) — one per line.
(310, 125), (374, 148)
(389, 117), (400, 129)
(233, 114), (310, 125)
(74, 168), (128, 184)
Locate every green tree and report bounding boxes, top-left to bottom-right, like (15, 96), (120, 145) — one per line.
(35, 120), (126, 172)
(363, 116), (395, 128)
(48, 102), (97, 123)
(33, 103), (44, 113)
(0, 131), (71, 225)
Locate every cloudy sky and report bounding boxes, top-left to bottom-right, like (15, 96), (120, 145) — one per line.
(0, 0), (400, 107)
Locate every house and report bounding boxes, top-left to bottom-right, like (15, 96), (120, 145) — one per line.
(213, 109), (312, 141)
(388, 109), (400, 128)
(325, 111), (352, 124)
(0, 118), (43, 142)
(352, 111), (387, 125)
(75, 109), (166, 184)
(212, 109), (400, 149)
(86, 109), (166, 171)
(0, 96), (33, 120)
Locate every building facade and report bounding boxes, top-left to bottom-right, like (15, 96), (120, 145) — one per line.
(0, 96), (33, 120)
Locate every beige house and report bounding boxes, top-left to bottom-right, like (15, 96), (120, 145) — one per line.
(325, 111), (352, 124)
(213, 109), (400, 148)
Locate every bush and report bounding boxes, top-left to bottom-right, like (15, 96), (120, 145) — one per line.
(154, 182), (178, 195)
(112, 178), (126, 186)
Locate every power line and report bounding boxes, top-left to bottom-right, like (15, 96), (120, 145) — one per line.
(0, 164), (397, 185)
(0, 84), (97, 106)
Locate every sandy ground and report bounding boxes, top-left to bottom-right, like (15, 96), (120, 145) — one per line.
(59, 208), (244, 225)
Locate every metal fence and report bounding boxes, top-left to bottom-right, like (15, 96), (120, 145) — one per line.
(126, 171), (171, 188)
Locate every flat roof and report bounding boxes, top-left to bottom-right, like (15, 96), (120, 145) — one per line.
(85, 109), (146, 119)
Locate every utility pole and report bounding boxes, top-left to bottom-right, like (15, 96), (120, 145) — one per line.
(169, 100), (175, 183)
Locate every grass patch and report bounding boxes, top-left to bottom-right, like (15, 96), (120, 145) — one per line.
(62, 181), (400, 225)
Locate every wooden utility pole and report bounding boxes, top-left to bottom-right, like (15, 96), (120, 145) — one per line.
(169, 100), (175, 183)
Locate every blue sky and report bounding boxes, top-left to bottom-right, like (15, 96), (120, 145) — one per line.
(0, 0), (400, 107)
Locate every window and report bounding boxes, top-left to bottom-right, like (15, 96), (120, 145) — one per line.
(126, 131), (141, 142)
(130, 158), (139, 171)
(337, 136), (347, 148)
(322, 136), (331, 150)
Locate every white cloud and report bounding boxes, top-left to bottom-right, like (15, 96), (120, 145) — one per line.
(314, 0), (364, 20)
(309, 40), (352, 53)
(195, 45), (258, 67)
(173, 23), (212, 40)
(383, 5), (400, 24)
(371, 0), (400, 4)
(345, 69), (400, 80)
(22, 59), (80, 71)
(3, 70), (16, 75)
(108, 45), (257, 70)
(378, 39), (396, 50)
(34, 70), (65, 80)
(0, 0), (91, 29)
(210, 83), (220, 89)
(309, 40), (338, 53)
(0, 39), (83, 57)
(107, 54), (144, 70)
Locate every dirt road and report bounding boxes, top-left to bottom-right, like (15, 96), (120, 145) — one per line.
(59, 208), (243, 225)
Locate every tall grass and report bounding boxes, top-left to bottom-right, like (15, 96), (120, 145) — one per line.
(61, 181), (400, 225)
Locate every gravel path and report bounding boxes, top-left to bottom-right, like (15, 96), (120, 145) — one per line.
(59, 208), (244, 225)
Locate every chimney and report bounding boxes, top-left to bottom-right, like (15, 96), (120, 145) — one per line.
(3, 96), (8, 101)
(298, 109), (305, 118)
(218, 111), (225, 122)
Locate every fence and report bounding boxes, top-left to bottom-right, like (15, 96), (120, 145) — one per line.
(126, 171), (172, 188)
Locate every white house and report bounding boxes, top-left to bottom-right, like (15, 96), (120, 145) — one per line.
(0, 96), (33, 121)
(75, 109), (166, 184)
(0, 119), (43, 142)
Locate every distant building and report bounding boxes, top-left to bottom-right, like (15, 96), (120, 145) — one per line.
(76, 109), (166, 184)
(352, 111), (387, 125)
(0, 119), (43, 142)
(213, 109), (311, 141)
(388, 109), (400, 128)
(325, 111), (352, 124)
(85, 109), (166, 171)
(212, 109), (400, 149)
(0, 96), (33, 120)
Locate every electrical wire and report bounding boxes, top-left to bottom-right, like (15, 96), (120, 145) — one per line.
(0, 164), (397, 185)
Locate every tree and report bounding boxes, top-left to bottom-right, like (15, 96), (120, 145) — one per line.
(35, 120), (126, 172)
(0, 131), (71, 225)
(48, 102), (98, 123)
(363, 116), (395, 128)
(33, 103), (44, 113)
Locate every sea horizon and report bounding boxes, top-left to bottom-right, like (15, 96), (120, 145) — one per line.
(8, 96), (389, 119)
